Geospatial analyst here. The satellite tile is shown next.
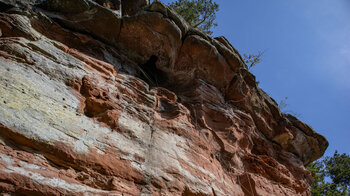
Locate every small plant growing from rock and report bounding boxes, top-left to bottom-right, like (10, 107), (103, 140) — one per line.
(279, 96), (289, 111)
(243, 51), (264, 70)
(278, 97), (301, 117)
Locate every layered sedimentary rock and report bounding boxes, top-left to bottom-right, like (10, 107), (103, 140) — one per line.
(0, 0), (328, 195)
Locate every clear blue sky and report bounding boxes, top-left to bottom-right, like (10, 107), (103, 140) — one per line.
(161, 0), (350, 157)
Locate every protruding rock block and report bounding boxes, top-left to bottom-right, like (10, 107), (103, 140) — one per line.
(121, 0), (149, 16)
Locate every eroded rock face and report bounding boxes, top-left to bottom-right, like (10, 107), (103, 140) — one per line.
(0, 0), (328, 195)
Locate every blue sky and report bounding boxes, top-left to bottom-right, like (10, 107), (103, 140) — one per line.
(161, 0), (350, 157)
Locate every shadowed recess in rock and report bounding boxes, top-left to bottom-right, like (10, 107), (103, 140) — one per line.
(139, 55), (167, 87)
(0, 2), (13, 12)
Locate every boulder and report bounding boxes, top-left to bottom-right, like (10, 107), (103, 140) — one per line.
(121, 0), (149, 16)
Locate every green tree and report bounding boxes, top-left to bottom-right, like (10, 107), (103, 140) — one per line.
(307, 151), (350, 196)
(324, 151), (350, 190)
(168, 0), (219, 35)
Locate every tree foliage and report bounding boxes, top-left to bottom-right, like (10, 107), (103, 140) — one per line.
(168, 0), (219, 35)
(307, 151), (350, 196)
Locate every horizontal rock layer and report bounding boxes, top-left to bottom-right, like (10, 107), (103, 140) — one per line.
(0, 0), (328, 195)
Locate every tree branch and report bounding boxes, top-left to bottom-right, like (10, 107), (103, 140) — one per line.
(193, 12), (208, 28)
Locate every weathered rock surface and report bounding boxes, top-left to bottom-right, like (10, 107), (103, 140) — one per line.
(0, 0), (328, 195)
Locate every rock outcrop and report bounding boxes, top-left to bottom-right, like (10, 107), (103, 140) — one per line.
(0, 0), (328, 195)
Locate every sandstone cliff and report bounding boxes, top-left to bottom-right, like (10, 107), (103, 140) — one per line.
(0, 0), (328, 195)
